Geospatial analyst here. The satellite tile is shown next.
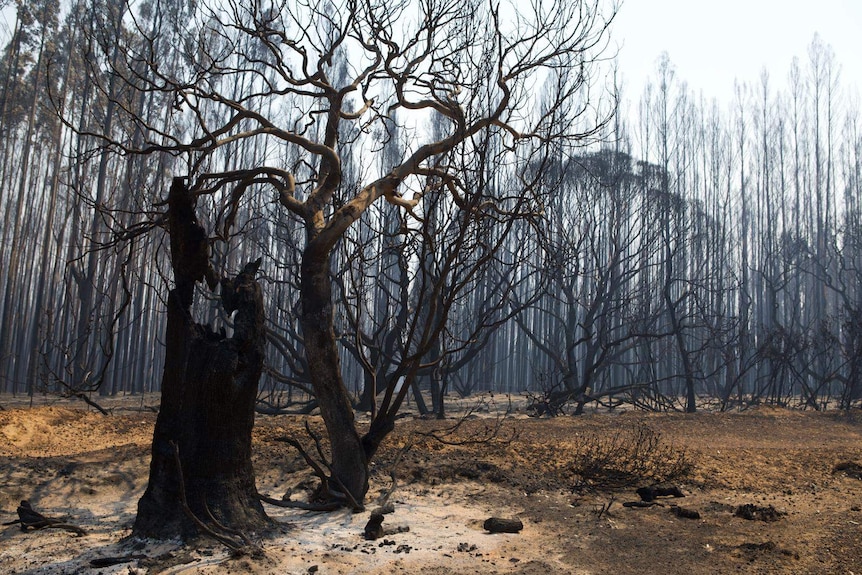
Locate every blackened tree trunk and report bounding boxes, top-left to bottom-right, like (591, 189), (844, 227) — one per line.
(134, 178), (270, 539)
(300, 247), (369, 505)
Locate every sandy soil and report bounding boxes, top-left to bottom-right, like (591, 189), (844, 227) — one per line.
(1, 394), (861, 574)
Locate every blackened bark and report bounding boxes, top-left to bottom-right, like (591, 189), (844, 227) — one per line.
(354, 349), (380, 413)
(133, 178), (270, 539)
(361, 414), (395, 461)
(300, 247), (369, 505)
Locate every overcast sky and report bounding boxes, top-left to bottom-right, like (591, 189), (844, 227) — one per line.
(611, 0), (862, 106)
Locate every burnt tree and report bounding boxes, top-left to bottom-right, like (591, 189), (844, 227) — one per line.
(80, 0), (617, 509)
(134, 178), (270, 539)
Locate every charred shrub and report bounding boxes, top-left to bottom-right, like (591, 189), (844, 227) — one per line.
(567, 422), (692, 490)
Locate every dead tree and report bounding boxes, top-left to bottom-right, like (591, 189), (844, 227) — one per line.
(133, 178), (270, 539)
(80, 0), (617, 508)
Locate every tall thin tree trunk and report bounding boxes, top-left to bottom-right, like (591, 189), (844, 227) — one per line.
(0, 22), (48, 391)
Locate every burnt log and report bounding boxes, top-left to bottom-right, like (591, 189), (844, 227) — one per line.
(671, 506), (701, 519)
(483, 517), (523, 534)
(636, 484), (685, 502)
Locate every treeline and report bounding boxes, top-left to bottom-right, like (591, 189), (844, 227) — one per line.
(0, 0), (859, 412)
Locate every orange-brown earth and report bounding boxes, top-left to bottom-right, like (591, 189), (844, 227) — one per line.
(1, 395), (861, 574)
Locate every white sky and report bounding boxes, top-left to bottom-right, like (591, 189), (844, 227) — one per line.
(611, 0), (862, 105)
(1, 0), (859, 110)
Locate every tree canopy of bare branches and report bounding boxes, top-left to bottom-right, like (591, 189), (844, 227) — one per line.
(72, 0), (617, 506)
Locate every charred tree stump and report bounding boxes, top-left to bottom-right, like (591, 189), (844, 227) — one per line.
(363, 513), (385, 540)
(362, 512), (409, 540)
(133, 178), (270, 539)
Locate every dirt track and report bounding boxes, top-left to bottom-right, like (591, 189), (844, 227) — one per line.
(1, 397), (861, 574)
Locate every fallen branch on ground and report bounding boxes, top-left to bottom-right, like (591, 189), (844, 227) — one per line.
(2, 501), (87, 536)
(273, 422), (364, 512)
(622, 501), (664, 508)
(257, 494), (341, 512)
(637, 484), (685, 502)
(89, 555), (147, 568)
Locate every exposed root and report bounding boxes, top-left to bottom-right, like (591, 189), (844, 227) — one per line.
(170, 441), (263, 556)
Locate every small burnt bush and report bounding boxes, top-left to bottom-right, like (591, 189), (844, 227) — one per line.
(567, 422), (692, 490)
(734, 503), (784, 522)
